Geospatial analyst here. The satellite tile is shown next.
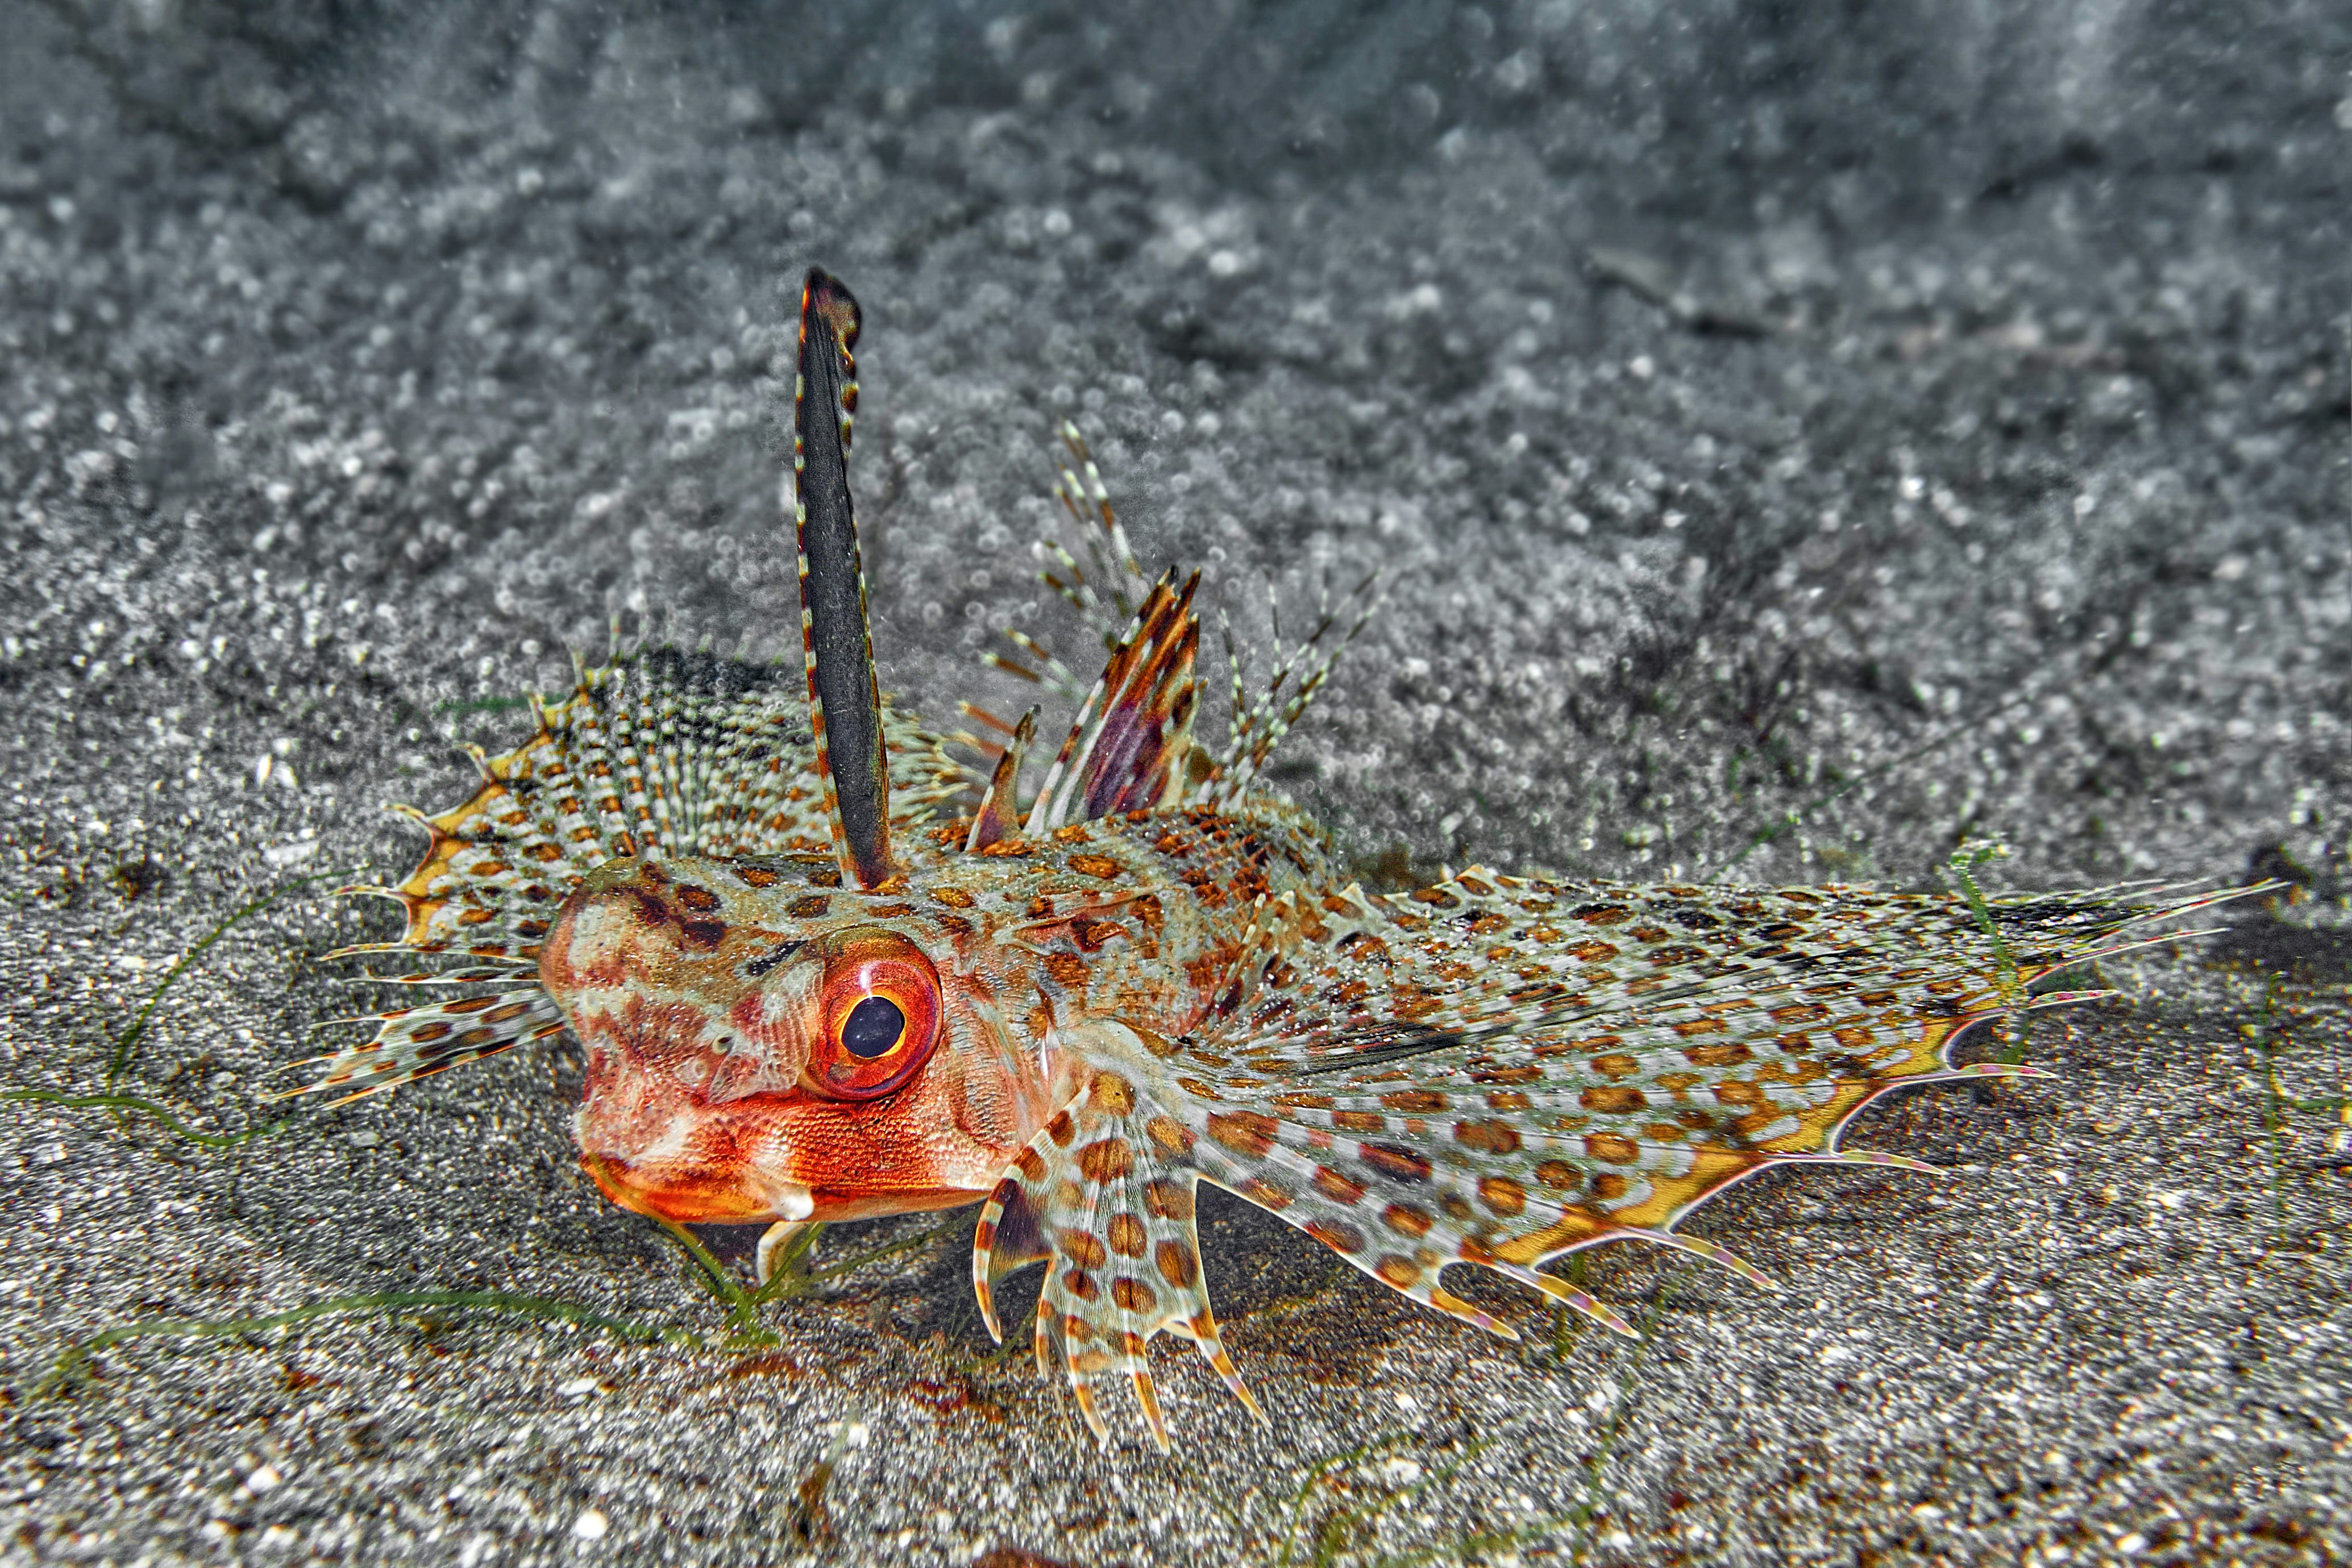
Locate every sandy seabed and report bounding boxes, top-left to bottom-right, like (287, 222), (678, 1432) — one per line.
(2, 3), (2347, 1563)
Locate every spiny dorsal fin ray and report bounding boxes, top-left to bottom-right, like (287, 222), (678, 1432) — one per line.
(966, 705), (1039, 852)
(793, 265), (896, 890)
(1049, 420), (1149, 639)
(984, 424), (1378, 821)
(1210, 569), (1382, 808)
(1024, 569), (1203, 835)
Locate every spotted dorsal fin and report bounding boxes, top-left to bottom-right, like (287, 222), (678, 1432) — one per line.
(793, 267), (896, 889)
(1023, 570), (1202, 835)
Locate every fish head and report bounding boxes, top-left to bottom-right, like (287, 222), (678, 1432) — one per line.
(539, 853), (1041, 1225)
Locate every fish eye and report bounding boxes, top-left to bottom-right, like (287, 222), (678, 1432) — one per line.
(801, 928), (942, 1101)
(840, 995), (906, 1059)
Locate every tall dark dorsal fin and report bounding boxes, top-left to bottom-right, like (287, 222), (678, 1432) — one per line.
(793, 267), (895, 889)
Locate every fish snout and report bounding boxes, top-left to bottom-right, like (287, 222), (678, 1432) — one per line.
(572, 1072), (816, 1226)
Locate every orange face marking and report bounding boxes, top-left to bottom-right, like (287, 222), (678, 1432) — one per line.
(540, 858), (1060, 1229)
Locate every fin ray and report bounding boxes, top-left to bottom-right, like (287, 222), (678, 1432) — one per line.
(1024, 572), (1203, 835)
(971, 1039), (1256, 1453)
(966, 706), (1040, 852)
(282, 988), (564, 1103)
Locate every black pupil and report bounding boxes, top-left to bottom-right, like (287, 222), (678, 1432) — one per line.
(841, 996), (906, 1059)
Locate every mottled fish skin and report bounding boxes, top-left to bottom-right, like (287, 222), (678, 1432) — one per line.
(541, 804), (1331, 1228)
(302, 271), (2249, 1453)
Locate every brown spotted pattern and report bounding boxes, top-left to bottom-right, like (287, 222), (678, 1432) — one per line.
(300, 987), (568, 1103)
(1140, 864), (2172, 1342)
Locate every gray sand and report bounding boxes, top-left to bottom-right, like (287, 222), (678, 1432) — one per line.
(3, 3), (2348, 1563)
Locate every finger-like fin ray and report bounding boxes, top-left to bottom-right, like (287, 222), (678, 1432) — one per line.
(1024, 572), (1203, 835)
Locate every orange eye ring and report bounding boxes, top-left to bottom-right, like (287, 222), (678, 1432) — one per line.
(803, 929), (942, 1101)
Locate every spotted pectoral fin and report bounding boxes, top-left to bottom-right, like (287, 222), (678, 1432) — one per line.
(280, 987), (566, 1104)
(1174, 979), (2057, 1342)
(971, 1060), (1258, 1452)
(1164, 867), (2212, 1341)
(1185, 1096), (1652, 1341)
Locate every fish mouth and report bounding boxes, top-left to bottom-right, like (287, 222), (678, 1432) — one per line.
(580, 1151), (817, 1226)
(581, 1150), (987, 1224)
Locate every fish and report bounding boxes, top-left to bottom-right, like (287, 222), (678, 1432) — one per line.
(297, 267), (2253, 1450)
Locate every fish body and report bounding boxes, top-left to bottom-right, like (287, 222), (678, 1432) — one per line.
(304, 269), (2237, 1449)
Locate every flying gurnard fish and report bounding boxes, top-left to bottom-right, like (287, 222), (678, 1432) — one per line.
(299, 269), (2240, 1449)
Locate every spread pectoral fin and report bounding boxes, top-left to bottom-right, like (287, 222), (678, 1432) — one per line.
(1164, 868), (2234, 1343)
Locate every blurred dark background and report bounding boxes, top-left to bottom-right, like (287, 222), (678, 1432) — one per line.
(5, 0), (2348, 888)
(22, 1), (2347, 220)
